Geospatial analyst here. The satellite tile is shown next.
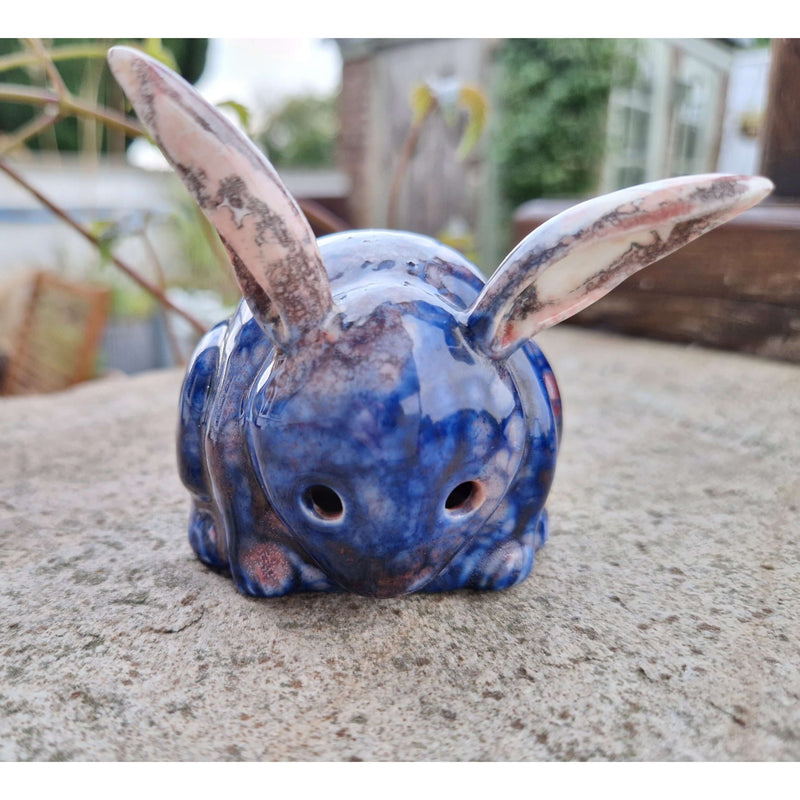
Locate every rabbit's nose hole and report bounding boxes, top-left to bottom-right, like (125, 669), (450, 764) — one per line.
(445, 480), (484, 515)
(302, 485), (344, 522)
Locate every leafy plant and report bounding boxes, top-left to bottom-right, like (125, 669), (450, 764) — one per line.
(494, 39), (624, 208)
(257, 94), (338, 168)
(0, 38), (207, 155)
(0, 38), (347, 349)
(0, 38), (226, 340)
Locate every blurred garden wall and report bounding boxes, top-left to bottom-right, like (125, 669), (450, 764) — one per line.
(337, 38), (499, 266)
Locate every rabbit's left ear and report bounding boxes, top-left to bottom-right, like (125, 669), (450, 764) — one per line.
(107, 46), (333, 350)
(466, 174), (773, 360)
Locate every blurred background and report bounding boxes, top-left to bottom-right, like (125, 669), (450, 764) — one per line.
(0, 37), (798, 395)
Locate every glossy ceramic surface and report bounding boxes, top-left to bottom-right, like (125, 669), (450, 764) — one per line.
(179, 231), (561, 596)
(108, 46), (773, 597)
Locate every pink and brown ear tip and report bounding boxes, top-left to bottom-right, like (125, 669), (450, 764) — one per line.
(107, 46), (190, 103)
(739, 174), (774, 205)
(465, 172), (775, 361)
(696, 173), (774, 216)
(107, 47), (157, 104)
(685, 173), (774, 225)
(107, 46), (144, 84)
(107, 45), (133, 65)
(107, 45), (160, 76)
(106, 45), (128, 68)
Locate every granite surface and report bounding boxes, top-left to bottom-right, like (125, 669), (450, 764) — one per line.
(1, 327), (798, 761)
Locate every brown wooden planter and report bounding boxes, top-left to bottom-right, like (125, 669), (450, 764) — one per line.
(513, 199), (800, 363)
(0, 271), (110, 395)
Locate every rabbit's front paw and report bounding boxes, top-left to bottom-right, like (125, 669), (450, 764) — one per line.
(470, 530), (538, 591)
(188, 505), (223, 571)
(424, 512), (546, 593)
(233, 540), (338, 597)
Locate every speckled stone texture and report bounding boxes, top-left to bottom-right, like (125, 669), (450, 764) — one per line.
(1, 327), (798, 761)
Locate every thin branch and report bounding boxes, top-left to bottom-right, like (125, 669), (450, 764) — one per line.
(0, 83), (60, 104)
(64, 95), (144, 139)
(386, 103), (436, 229)
(0, 107), (60, 157)
(76, 56), (104, 160)
(22, 38), (69, 98)
(0, 43), (131, 75)
(0, 85), (144, 138)
(141, 224), (186, 366)
(0, 159), (207, 336)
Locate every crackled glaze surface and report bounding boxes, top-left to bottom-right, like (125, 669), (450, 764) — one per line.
(107, 46), (331, 349)
(108, 46), (772, 597)
(467, 175), (774, 358)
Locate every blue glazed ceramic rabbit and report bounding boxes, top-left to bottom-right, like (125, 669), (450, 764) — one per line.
(108, 47), (772, 597)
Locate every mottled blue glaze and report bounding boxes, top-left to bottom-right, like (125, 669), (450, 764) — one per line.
(108, 47), (772, 599)
(178, 231), (561, 597)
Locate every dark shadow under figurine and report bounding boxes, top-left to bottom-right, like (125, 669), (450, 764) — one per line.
(108, 47), (772, 598)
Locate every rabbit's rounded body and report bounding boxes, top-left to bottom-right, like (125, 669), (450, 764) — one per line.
(179, 231), (561, 597)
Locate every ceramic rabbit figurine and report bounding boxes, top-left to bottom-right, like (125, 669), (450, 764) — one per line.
(108, 47), (772, 598)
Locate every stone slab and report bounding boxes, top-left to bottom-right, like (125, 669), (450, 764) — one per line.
(1, 327), (798, 760)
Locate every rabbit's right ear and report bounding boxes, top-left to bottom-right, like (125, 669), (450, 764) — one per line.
(107, 47), (333, 350)
(466, 174), (773, 360)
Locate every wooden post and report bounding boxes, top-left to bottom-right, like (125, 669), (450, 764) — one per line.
(760, 39), (800, 197)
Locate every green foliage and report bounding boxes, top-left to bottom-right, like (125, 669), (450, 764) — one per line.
(216, 99), (252, 135)
(87, 219), (118, 265)
(257, 94), (337, 168)
(0, 38), (208, 152)
(109, 285), (158, 319)
(494, 39), (621, 207)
